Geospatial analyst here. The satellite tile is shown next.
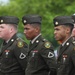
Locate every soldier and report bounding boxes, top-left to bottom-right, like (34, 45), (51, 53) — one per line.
(53, 16), (75, 75)
(22, 14), (57, 75)
(0, 16), (28, 75)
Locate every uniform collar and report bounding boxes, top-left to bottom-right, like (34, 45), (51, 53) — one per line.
(31, 33), (41, 44)
(6, 39), (10, 43)
(62, 36), (72, 46)
(5, 33), (17, 44)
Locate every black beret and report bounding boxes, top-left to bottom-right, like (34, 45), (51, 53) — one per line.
(53, 16), (74, 26)
(71, 14), (75, 23)
(22, 14), (42, 25)
(0, 16), (19, 25)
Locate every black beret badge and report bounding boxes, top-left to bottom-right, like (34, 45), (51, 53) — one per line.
(55, 21), (58, 25)
(44, 42), (50, 48)
(0, 19), (3, 23)
(24, 20), (27, 23)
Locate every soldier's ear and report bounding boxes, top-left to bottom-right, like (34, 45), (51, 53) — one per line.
(66, 27), (70, 34)
(9, 26), (15, 33)
(35, 26), (40, 33)
(9, 27), (13, 33)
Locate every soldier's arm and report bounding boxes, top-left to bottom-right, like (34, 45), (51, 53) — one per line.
(70, 40), (75, 66)
(71, 48), (75, 66)
(39, 41), (57, 75)
(13, 39), (28, 70)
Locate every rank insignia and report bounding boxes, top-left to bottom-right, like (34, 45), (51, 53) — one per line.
(44, 42), (50, 48)
(17, 41), (24, 47)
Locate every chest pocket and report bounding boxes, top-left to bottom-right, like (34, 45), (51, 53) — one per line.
(1, 48), (14, 64)
(29, 50), (39, 62)
(2, 50), (12, 58)
(58, 54), (69, 67)
(29, 40), (43, 62)
(28, 50), (39, 69)
(28, 41), (43, 68)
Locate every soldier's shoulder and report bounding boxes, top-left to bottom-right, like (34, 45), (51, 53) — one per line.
(41, 38), (52, 49)
(72, 38), (75, 46)
(16, 38), (28, 48)
(71, 39), (75, 51)
(16, 37), (24, 41)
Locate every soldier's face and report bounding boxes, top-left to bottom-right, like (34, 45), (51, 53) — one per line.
(0, 24), (10, 40)
(54, 25), (68, 43)
(24, 24), (38, 40)
(72, 24), (75, 37)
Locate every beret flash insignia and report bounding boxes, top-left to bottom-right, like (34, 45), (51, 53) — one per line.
(17, 41), (24, 47)
(55, 21), (58, 25)
(44, 42), (50, 48)
(1, 19), (3, 23)
(24, 20), (26, 23)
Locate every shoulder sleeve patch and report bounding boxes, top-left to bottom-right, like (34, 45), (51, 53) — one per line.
(17, 41), (24, 48)
(44, 42), (51, 48)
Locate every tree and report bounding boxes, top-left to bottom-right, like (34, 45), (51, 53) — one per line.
(0, 0), (75, 48)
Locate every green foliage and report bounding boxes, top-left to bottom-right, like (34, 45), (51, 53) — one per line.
(0, 0), (75, 48)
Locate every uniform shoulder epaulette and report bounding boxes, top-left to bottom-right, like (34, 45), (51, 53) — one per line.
(16, 38), (24, 48)
(17, 37), (25, 41)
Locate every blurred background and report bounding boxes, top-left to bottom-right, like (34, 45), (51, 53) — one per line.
(0, 0), (75, 49)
